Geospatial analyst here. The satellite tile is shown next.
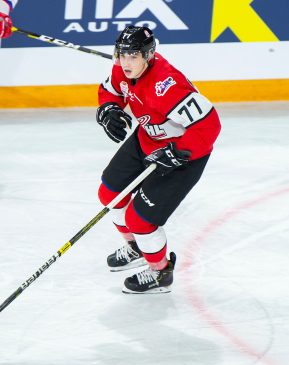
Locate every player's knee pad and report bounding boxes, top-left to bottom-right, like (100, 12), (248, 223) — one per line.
(98, 181), (131, 208)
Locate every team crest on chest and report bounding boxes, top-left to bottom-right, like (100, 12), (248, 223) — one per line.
(155, 76), (176, 96)
(120, 81), (129, 96)
(120, 81), (143, 104)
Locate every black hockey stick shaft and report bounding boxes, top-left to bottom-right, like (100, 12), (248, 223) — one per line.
(0, 164), (156, 313)
(12, 26), (113, 60)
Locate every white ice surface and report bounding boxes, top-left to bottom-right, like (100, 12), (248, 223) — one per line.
(0, 102), (289, 365)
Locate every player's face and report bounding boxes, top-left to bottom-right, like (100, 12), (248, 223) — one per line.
(119, 52), (148, 79)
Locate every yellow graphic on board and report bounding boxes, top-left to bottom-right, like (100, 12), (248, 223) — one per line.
(211, 0), (279, 42)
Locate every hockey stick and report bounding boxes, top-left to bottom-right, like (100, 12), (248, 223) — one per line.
(0, 163), (156, 313)
(11, 26), (113, 60)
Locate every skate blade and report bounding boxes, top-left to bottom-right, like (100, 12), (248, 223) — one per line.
(122, 286), (172, 294)
(109, 258), (147, 272)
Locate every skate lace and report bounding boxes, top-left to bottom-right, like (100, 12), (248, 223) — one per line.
(116, 244), (139, 262)
(136, 268), (159, 285)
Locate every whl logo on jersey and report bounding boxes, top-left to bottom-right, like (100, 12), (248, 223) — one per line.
(63, 0), (188, 33)
(137, 115), (167, 139)
(155, 77), (176, 96)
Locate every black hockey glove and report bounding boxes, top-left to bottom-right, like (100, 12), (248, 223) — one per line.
(144, 142), (191, 176)
(96, 102), (132, 143)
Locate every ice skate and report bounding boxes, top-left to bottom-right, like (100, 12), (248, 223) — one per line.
(107, 240), (147, 272)
(122, 252), (176, 294)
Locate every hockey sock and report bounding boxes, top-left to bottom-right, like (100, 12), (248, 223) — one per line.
(142, 245), (168, 270)
(113, 216), (135, 242)
(98, 182), (135, 242)
(125, 202), (168, 270)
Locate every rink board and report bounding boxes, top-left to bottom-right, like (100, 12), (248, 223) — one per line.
(0, 79), (289, 108)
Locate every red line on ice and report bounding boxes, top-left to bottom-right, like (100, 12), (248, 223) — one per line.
(181, 186), (289, 365)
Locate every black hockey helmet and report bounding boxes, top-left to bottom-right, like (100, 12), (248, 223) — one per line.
(114, 25), (156, 61)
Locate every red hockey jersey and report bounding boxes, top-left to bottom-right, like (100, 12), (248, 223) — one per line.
(98, 52), (221, 160)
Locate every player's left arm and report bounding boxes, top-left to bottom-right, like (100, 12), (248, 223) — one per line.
(168, 95), (221, 158)
(159, 74), (221, 158)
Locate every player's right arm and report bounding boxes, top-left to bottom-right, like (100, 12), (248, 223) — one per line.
(96, 65), (132, 143)
(98, 64), (127, 109)
(0, 0), (18, 38)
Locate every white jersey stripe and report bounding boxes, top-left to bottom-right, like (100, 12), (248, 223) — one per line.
(138, 92), (213, 141)
(102, 75), (123, 97)
(167, 92), (213, 128)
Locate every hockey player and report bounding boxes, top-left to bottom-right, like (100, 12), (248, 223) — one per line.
(0, 0), (17, 38)
(96, 26), (221, 294)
